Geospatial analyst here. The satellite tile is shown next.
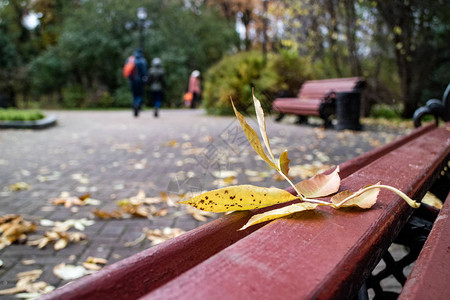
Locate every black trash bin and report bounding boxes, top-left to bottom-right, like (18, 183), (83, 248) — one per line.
(0, 94), (7, 108)
(336, 91), (362, 131)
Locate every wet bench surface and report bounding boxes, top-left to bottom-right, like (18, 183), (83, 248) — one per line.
(41, 123), (450, 300)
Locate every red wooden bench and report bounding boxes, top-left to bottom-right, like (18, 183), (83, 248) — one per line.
(40, 121), (450, 300)
(272, 77), (365, 126)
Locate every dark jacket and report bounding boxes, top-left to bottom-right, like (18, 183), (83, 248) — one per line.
(129, 50), (147, 96)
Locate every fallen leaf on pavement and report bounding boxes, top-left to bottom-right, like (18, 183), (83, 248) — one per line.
(51, 193), (101, 207)
(144, 227), (185, 245)
(40, 218), (94, 231)
(0, 215), (37, 250)
(53, 263), (91, 281)
(71, 173), (89, 184)
(164, 140), (178, 147)
(126, 227), (185, 246)
(186, 206), (216, 222)
(8, 182), (31, 191)
(92, 209), (123, 219)
(0, 269), (54, 297)
(22, 260), (36, 266)
(28, 231), (87, 250)
(82, 257), (108, 271)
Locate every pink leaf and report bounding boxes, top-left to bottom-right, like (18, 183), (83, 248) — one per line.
(295, 167), (340, 198)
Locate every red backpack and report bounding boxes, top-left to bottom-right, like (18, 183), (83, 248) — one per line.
(123, 56), (135, 78)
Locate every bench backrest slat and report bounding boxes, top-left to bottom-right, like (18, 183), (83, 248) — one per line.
(298, 77), (364, 99)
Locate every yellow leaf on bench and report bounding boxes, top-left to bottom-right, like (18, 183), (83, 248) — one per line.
(240, 202), (318, 230)
(279, 150), (290, 177)
(180, 185), (299, 213)
(231, 99), (277, 170)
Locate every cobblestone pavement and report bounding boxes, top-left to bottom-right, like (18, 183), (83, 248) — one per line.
(0, 109), (413, 298)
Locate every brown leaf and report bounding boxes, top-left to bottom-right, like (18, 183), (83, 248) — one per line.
(92, 209), (123, 219)
(51, 196), (84, 208)
(186, 206), (216, 222)
(331, 185), (380, 209)
(0, 216), (36, 249)
(144, 227), (185, 245)
(296, 167), (340, 198)
(279, 150), (290, 177)
(82, 256), (107, 271)
(0, 269), (52, 296)
(78, 193), (91, 201)
(54, 238), (68, 250)
(82, 262), (102, 271)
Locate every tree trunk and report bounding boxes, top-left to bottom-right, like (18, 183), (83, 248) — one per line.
(325, 0), (342, 77)
(242, 9), (252, 51)
(343, 0), (361, 75)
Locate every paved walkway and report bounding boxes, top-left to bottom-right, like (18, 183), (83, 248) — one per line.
(0, 109), (412, 297)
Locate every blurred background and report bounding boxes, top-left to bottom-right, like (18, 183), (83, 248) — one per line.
(0, 0), (449, 118)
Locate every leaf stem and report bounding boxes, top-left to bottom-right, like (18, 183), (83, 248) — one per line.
(302, 197), (334, 206)
(335, 184), (420, 208)
(277, 170), (305, 200)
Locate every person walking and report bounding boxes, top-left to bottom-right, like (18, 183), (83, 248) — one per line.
(147, 57), (165, 117)
(188, 70), (201, 109)
(125, 49), (147, 117)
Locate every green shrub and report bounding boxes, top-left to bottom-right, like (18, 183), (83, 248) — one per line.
(272, 49), (315, 97)
(0, 109), (45, 121)
(369, 104), (403, 119)
(114, 85), (132, 108)
(84, 90), (115, 108)
(62, 84), (86, 108)
(203, 51), (315, 115)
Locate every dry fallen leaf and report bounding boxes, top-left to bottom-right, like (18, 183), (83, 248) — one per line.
(71, 173), (89, 184)
(82, 256), (108, 271)
(53, 263), (91, 281)
(330, 185), (380, 209)
(279, 150), (290, 177)
(28, 230), (87, 250)
(22, 260), (36, 266)
(51, 193), (100, 208)
(186, 206), (217, 222)
(144, 227), (185, 245)
(8, 182), (31, 191)
(0, 269), (54, 297)
(0, 215), (37, 250)
(296, 167), (340, 198)
(92, 209), (123, 219)
(289, 163), (332, 180)
(421, 191), (443, 209)
(40, 218), (95, 231)
(240, 202), (318, 230)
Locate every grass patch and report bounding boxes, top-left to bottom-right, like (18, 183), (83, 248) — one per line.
(0, 109), (46, 121)
(369, 104), (403, 120)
